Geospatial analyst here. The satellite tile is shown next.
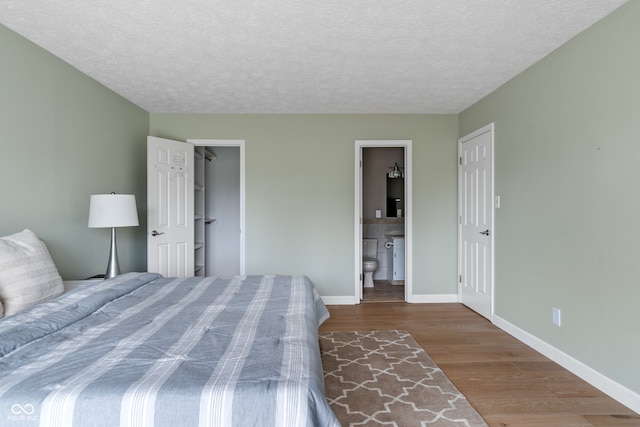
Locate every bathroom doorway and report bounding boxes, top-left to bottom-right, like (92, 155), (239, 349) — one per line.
(355, 140), (412, 303)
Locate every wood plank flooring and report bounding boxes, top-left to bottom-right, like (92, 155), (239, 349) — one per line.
(319, 303), (640, 427)
(362, 280), (404, 302)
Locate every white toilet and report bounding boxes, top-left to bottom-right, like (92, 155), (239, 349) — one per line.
(362, 239), (378, 288)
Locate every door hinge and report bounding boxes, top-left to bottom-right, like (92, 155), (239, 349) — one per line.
(459, 274), (462, 283)
(360, 274), (363, 281)
(360, 160), (363, 167)
(459, 156), (462, 165)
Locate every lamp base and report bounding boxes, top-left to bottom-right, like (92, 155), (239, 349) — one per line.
(105, 227), (121, 279)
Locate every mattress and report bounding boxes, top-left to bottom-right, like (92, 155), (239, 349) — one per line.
(0, 273), (339, 427)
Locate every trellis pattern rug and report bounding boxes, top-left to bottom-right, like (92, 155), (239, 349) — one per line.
(320, 330), (488, 426)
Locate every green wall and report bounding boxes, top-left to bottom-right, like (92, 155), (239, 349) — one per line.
(150, 114), (459, 297)
(0, 22), (461, 297)
(5, 0), (636, 402)
(459, 1), (640, 394)
(0, 25), (150, 279)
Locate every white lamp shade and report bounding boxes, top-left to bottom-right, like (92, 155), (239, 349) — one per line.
(88, 194), (139, 228)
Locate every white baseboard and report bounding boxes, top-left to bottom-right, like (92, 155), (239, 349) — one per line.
(320, 294), (458, 305)
(492, 314), (640, 414)
(320, 295), (359, 305)
(408, 294), (458, 303)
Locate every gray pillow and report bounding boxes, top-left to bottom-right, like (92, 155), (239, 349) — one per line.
(0, 229), (64, 316)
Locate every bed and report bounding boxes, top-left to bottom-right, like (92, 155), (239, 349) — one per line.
(0, 272), (340, 427)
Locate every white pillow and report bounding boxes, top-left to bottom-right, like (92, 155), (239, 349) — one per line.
(0, 229), (64, 316)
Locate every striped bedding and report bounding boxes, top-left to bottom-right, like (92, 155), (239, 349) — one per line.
(0, 273), (339, 427)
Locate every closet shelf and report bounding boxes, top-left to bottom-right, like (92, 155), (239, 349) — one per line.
(204, 148), (217, 162)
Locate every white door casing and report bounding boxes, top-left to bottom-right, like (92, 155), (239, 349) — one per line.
(458, 124), (494, 319)
(355, 145), (364, 301)
(147, 136), (194, 277)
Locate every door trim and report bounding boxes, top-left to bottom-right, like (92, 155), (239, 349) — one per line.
(457, 123), (494, 319)
(355, 140), (413, 303)
(187, 139), (246, 275)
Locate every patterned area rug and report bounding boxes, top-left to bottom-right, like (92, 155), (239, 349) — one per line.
(320, 330), (488, 427)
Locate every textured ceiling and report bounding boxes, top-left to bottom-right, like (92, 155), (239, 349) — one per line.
(0, 1), (628, 113)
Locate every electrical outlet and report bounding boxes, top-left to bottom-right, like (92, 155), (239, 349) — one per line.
(552, 307), (562, 326)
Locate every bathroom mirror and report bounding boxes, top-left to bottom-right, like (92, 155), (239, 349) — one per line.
(386, 176), (404, 217)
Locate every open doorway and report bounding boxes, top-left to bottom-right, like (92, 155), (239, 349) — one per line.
(355, 140), (413, 303)
(187, 139), (246, 277)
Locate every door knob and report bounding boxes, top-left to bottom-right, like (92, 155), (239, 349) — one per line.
(151, 230), (165, 236)
(479, 229), (490, 236)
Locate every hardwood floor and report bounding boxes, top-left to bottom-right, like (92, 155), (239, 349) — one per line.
(319, 303), (639, 427)
(362, 280), (404, 302)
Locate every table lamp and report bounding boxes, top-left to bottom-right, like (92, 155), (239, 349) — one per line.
(88, 193), (139, 279)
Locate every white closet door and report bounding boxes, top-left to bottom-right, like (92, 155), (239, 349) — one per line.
(147, 136), (194, 277)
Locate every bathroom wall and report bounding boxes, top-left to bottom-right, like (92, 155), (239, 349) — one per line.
(362, 147), (404, 219)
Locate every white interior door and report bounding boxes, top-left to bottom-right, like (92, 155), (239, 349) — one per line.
(458, 124), (494, 319)
(147, 136), (194, 277)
